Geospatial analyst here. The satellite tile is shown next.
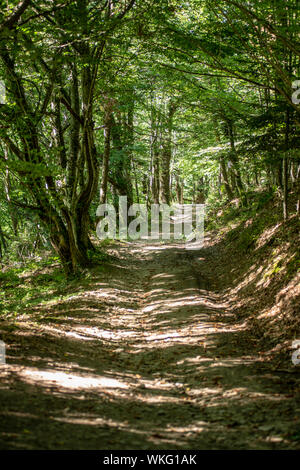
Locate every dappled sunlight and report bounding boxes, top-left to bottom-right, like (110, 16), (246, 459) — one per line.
(72, 327), (138, 341)
(1, 241), (299, 450)
(19, 369), (129, 390)
(1, 0), (299, 449)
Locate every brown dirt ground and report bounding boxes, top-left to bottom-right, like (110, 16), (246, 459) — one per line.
(0, 239), (300, 450)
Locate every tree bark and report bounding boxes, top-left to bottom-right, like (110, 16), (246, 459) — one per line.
(159, 101), (176, 205)
(100, 98), (113, 204)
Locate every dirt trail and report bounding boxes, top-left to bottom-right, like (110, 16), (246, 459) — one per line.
(0, 241), (299, 449)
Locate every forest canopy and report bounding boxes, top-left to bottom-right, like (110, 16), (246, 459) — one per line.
(0, 0), (299, 273)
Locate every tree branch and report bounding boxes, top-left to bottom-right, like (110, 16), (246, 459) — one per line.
(0, 0), (31, 33)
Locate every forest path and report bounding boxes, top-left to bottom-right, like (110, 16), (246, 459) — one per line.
(0, 241), (299, 449)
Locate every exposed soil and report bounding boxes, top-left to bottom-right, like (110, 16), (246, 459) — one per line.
(0, 240), (300, 450)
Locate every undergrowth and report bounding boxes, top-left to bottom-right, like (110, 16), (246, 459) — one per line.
(0, 240), (113, 320)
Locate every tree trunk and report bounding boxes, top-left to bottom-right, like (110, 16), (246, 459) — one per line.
(283, 107), (290, 221)
(4, 146), (18, 236)
(175, 172), (183, 204)
(220, 156), (234, 200)
(226, 118), (245, 198)
(100, 99), (113, 204)
(159, 101), (176, 205)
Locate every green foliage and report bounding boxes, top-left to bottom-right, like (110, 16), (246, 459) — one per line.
(0, 260), (69, 319)
(87, 248), (111, 264)
(0, 0), (299, 274)
(286, 256), (300, 276)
